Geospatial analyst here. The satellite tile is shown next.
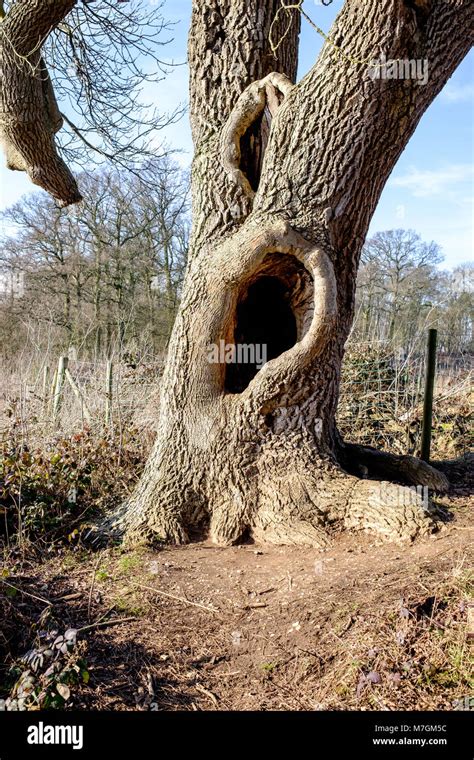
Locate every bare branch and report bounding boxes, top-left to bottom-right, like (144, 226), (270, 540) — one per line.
(0, 0), (184, 205)
(0, 0), (82, 205)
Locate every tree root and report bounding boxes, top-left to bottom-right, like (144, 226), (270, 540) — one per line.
(97, 464), (440, 550)
(339, 441), (449, 492)
(94, 430), (449, 550)
(340, 477), (437, 542)
(252, 468), (437, 547)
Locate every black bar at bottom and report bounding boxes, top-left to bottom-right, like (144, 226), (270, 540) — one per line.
(0, 710), (471, 758)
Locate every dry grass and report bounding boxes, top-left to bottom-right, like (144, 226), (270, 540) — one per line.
(0, 354), (164, 445)
(1, 343), (472, 459)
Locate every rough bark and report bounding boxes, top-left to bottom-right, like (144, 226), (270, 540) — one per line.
(0, 0), (82, 204)
(108, 0), (471, 548)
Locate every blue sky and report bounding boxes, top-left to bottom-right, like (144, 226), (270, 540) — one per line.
(0, 0), (472, 268)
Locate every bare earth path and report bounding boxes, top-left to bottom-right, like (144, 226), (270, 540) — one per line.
(1, 486), (472, 712)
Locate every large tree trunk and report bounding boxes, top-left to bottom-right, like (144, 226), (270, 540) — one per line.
(114, 0), (471, 547)
(2, 1), (470, 546)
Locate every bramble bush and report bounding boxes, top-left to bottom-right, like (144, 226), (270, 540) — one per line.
(0, 428), (153, 545)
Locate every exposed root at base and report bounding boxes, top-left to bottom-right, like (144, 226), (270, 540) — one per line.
(90, 442), (448, 550)
(339, 441), (449, 492)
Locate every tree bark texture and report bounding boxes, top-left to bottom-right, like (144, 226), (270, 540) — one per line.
(111, 0), (472, 547)
(112, 0), (471, 548)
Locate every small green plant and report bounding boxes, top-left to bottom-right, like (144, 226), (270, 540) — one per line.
(118, 553), (142, 574)
(114, 595), (143, 616)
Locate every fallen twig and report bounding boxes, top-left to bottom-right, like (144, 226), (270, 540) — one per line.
(195, 683), (219, 707)
(56, 592), (83, 601)
(131, 581), (219, 614)
(77, 616), (136, 633)
(0, 579), (52, 606)
(93, 604), (117, 626)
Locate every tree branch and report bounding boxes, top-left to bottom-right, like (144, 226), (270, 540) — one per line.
(255, 0), (473, 254)
(0, 0), (81, 205)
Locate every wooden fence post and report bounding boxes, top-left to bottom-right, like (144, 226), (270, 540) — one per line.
(65, 367), (92, 424)
(105, 360), (113, 427)
(49, 369), (57, 415)
(52, 356), (68, 421)
(42, 365), (50, 414)
(420, 328), (438, 462)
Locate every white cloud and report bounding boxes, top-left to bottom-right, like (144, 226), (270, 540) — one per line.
(390, 164), (474, 197)
(439, 82), (474, 104)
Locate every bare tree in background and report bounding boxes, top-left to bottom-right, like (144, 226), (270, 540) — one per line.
(1, 0), (472, 547)
(0, 159), (189, 358)
(355, 229), (444, 346)
(440, 263), (474, 354)
(353, 232), (473, 353)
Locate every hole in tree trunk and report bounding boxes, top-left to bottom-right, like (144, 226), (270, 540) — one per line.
(225, 253), (314, 394)
(239, 106), (272, 193)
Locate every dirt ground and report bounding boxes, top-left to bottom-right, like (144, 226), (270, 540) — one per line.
(1, 478), (472, 712)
